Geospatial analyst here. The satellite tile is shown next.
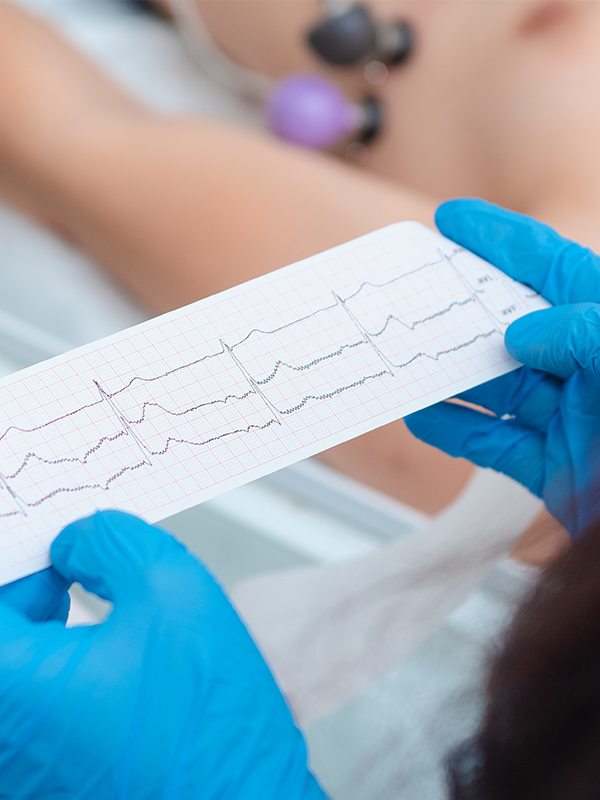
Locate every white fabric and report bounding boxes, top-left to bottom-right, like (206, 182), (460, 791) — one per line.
(17, 0), (262, 122)
(306, 558), (538, 800)
(233, 468), (542, 725)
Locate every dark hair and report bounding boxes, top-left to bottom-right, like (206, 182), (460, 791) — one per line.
(447, 517), (600, 800)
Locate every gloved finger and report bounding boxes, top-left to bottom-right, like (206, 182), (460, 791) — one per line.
(506, 304), (600, 378)
(405, 402), (545, 496)
(50, 509), (201, 605)
(558, 369), (600, 495)
(456, 367), (563, 433)
(0, 567), (70, 623)
(435, 198), (600, 305)
(535, 369), (600, 538)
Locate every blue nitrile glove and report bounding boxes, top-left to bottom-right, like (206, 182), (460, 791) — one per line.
(406, 198), (600, 539)
(0, 510), (327, 800)
(0, 566), (70, 623)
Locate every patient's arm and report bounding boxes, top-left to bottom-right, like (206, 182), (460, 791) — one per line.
(0, 2), (476, 516)
(38, 120), (437, 312)
(0, 2), (434, 313)
(0, 2), (479, 515)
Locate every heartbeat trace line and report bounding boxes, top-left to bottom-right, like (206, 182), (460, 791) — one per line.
(0, 247), (483, 444)
(0, 245), (533, 520)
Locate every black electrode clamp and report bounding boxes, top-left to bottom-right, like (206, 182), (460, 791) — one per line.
(307, 4), (413, 67)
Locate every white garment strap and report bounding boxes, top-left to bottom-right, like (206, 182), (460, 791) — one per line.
(167, 0), (273, 101)
(233, 469), (543, 724)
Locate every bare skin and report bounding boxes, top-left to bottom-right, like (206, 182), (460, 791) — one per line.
(0, 3), (573, 557)
(0, 1), (477, 516)
(0, 4), (429, 307)
(509, 511), (570, 567)
(370, 0), (600, 259)
(192, 0), (600, 250)
(168, 0), (588, 558)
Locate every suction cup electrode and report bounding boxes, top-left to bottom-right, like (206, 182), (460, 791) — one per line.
(307, 5), (413, 67)
(266, 74), (382, 149)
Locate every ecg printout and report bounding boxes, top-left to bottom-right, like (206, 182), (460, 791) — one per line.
(0, 222), (548, 585)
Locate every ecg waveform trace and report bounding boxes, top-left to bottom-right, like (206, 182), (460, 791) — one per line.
(0, 222), (548, 585)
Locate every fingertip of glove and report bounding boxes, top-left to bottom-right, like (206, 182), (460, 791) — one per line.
(55, 509), (149, 545)
(435, 198), (491, 239)
(50, 512), (102, 573)
(50, 510), (159, 580)
(504, 313), (535, 357)
(50, 509), (207, 603)
(504, 307), (580, 376)
(404, 405), (442, 440)
(434, 199), (465, 238)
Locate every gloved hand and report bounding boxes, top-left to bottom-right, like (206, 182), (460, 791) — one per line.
(406, 198), (600, 539)
(0, 510), (327, 800)
(0, 565), (70, 622)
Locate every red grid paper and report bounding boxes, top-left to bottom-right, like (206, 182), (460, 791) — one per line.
(0, 222), (548, 585)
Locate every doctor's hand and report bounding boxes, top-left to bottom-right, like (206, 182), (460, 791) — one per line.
(406, 198), (600, 539)
(0, 565), (70, 623)
(0, 510), (326, 800)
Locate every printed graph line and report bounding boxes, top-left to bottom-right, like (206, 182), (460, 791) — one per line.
(94, 380), (153, 467)
(0, 245), (538, 520)
(0, 248), (470, 446)
(334, 292), (396, 377)
(221, 338), (283, 424)
(367, 297), (475, 339)
(0, 248), (488, 444)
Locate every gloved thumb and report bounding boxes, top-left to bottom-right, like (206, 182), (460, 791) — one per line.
(50, 510), (192, 605)
(506, 304), (600, 378)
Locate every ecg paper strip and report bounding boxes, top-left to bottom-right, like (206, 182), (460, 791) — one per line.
(0, 222), (548, 585)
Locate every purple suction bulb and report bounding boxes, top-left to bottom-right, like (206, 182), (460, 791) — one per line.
(266, 74), (360, 150)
